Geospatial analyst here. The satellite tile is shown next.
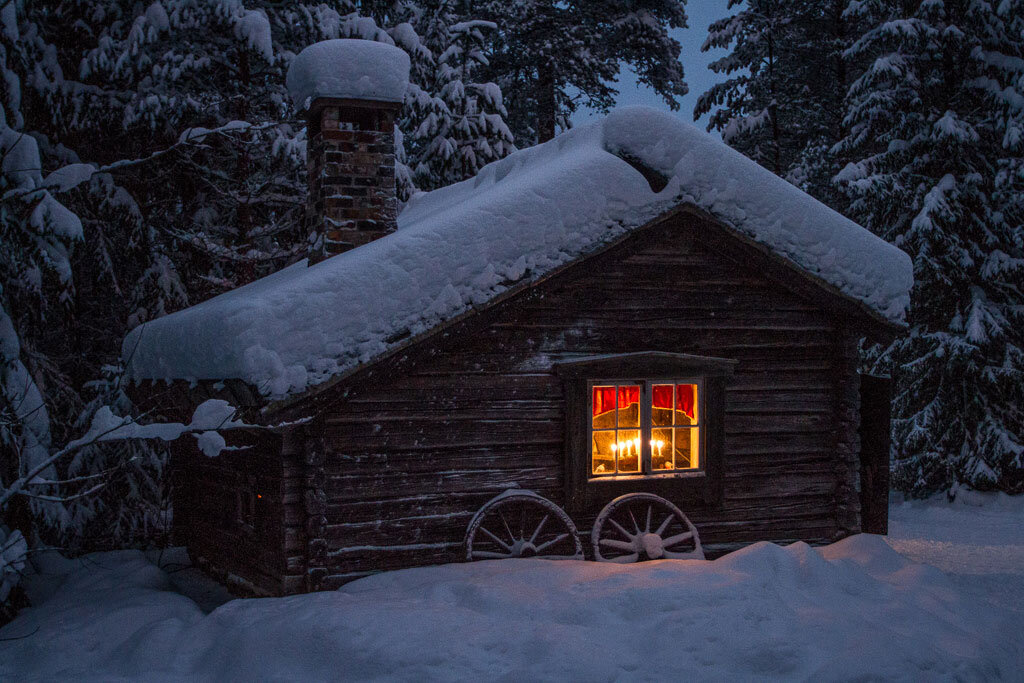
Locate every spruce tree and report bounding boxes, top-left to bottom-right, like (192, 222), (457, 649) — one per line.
(836, 0), (1024, 496)
(695, 0), (852, 205)
(411, 7), (514, 189)
(1, 0), (520, 556)
(473, 0), (689, 144)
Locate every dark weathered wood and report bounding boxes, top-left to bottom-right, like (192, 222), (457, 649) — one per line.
(833, 334), (862, 538)
(154, 208), (880, 592)
(859, 375), (892, 534)
(302, 214), (867, 579)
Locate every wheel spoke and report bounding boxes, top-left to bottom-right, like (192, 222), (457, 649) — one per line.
(628, 509), (641, 535)
(608, 553), (639, 564)
(499, 510), (516, 543)
(599, 538), (636, 551)
(664, 549), (701, 559)
(534, 532), (569, 553)
(529, 514), (549, 545)
(479, 526), (512, 551)
(645, 505), (653, 532)
(468, 493), (582, 563)
(655, 514), (674, 536)
(662, 531), (694, 547)
(609, 518), (633, 541)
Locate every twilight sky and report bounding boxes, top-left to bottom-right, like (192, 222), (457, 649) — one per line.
(573, 1), (732, 132)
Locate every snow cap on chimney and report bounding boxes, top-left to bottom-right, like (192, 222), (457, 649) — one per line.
(286, 39), (410, 110)
(288, 40), (410, 260)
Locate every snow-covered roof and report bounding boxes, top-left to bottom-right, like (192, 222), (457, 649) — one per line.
(286, 39), (410, 109)
(123, 106), (913, 399)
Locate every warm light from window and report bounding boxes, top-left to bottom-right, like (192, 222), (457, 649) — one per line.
(592, 382), (700, 475)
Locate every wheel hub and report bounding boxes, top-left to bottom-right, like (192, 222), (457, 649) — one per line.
(511, 540), (538, 557)
(640, 533), (664, 559)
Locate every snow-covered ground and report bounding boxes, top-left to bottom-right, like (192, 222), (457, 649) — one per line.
(2, 496), (1021, 681)
(887, 490), (1024, 616)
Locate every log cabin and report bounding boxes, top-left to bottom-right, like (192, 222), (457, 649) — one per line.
(123, 40), (913, 596)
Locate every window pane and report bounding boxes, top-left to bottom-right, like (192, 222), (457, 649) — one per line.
(673, 427), (699, 469)
(617, 385), (640, 428)
(675, 384), (698, 425)
(591, 429), (616, 475)
(616, 429), (641, 472)
(652, 428), (673, 471)
(652, 384), (673, 426)
(592, 386), (616, 430)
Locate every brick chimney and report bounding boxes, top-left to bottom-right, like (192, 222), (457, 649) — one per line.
(287, 40), (410, 260)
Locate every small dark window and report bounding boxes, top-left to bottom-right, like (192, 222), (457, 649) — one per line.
(557, 352), (735, 516)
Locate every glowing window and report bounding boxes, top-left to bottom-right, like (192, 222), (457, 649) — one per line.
(591, 381), (701, 477)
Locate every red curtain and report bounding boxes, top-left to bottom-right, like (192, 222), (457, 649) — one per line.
(593, 386), (616, 416)
(653, 384), (695, 420)
(618, 386), (639, 411)
(594, 384), (694, 419)
(676, 384), (695, 420)
(652, 384), (673, 411)
(592, 386), (640, 416)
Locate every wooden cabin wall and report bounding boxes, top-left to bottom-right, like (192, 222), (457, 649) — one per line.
(171, 429), (306, 596)
(312, 214), (863, 588)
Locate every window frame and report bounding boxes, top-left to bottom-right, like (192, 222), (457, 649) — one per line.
(588, 378), (705, 477)
(556, 352), (736, 517)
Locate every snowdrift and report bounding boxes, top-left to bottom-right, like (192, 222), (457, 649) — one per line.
(2, 535), (1017, 681)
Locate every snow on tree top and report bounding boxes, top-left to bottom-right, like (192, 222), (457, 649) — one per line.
(286, 39), (410, 109)
(122, 106), (913, 399)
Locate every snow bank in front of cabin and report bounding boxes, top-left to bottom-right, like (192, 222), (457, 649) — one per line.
(122, 106), (913, 398)
(1, 535), (1018, 681)
(286, 39), (410, 108)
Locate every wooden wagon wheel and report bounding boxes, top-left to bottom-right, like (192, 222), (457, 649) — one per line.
(592, 493), (704, 563)
(465, 490), (583, 561)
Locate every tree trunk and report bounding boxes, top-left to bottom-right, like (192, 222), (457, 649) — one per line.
(536, 63), (556, 143)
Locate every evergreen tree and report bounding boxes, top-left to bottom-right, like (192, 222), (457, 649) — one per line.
(1, 0), (183, 543)
(835, 0), (1024, 496)
(412, 8), (514, 189)
(1, 0), (517, 559)
(473, 0), (689, 144)
(695, 0), (853, 206)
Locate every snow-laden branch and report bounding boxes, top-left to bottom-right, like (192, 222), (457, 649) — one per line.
(0, 399), (286, 511)
(2, 121), (286, 203)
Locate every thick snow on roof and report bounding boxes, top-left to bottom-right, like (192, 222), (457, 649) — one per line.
(286, 39), (410, 109)
(123, 106), (912, 398)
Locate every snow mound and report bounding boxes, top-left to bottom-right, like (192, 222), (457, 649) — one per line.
(2, 536), (1019, 681)
(123, 106), (913, 399)
(286, 39), (410, 109)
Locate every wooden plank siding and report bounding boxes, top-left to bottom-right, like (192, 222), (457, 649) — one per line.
(170, 429), (307, 596)
(313, 213), (862, 587)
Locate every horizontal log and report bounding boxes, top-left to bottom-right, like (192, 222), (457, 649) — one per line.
(325, 543), (461, 574)
(324, 445), (561, 477)
(325, 489), (564, 525)
(725, 412), (831, 435)
(327, 466), (560, 501)
(325, 513), (472, 547)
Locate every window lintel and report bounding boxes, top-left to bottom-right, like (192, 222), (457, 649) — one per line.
(555, 351), (737, 380)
